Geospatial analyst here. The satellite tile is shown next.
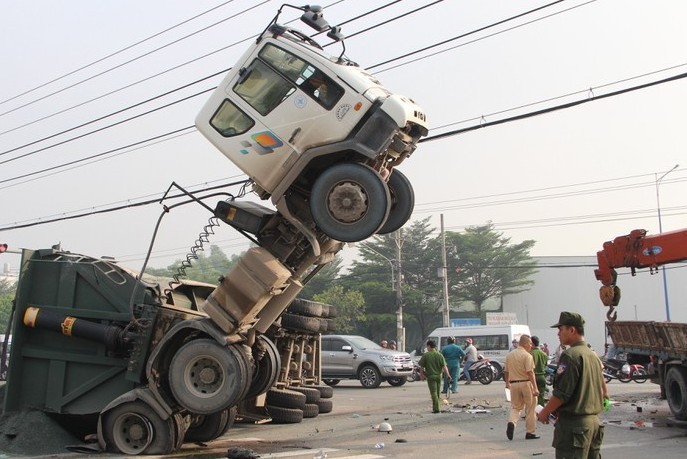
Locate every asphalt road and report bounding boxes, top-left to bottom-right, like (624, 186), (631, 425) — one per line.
(157, 378), (687, 459)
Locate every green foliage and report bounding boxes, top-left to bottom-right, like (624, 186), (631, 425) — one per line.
(313, 285), (364, 334)
(300, 256), (343, 299)
(0, 280), (17, 334)
(442, 222), (537, 312)
(146, 245), (241, 285)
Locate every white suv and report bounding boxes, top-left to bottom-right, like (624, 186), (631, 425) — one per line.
(321, 335), (413, 388)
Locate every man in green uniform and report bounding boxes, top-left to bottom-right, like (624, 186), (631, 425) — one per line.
(537, 312), (609, 459)
(531, 335), (549, 406)
(419, 340), (452, 413)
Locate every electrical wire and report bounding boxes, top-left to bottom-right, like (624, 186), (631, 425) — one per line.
(0, 0), (239, 107)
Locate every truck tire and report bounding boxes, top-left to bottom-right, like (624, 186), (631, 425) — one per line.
(359, 365), (382, 388)
(387, 376), (407, 387)
(323, 379), (340, 387)
(101, 400), (176, 455)
(266, 388), (306, 409)
(326, 318), (337, 332)
(317, 398), (333, 414)
(185, 409), (231, 443)
(287, 386), (321, 403)
(377, 169), (414, 234)
(303, 403), (320, 418)
(287, 299), (324, 317)
(281, 313), (325, 333)
(322, 304), (338, 318)
(310, 162), (390, 242)
(266, 405), (304, 424)
(169, 339), (247, 414)
(311, 384), (334, 399)
(245, 335), (280, 400)
(665, 366), (687, 420)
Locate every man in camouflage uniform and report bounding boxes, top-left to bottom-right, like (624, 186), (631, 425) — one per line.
(537, 312), (608, 458)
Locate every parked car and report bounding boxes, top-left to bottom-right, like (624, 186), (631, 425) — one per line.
(321, 335), (414, 388)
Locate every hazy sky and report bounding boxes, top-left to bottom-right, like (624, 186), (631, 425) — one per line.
(2, 0), (686, 276)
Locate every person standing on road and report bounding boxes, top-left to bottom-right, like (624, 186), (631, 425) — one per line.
(510, 339), (519, 351)
(537, 311), (608, 458)
(504, 334), (540, 441)
(441, 337), (465, 394)
(419, 340), (452, 413)
(462, 338), (478, 384)
(531, 335), (549, 406)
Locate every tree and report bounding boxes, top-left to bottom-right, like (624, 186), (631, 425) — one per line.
(0, 280), (17, 334)
(442, 223), (536, 314)
(313, 285), (364, 334)
(300, 256), (343, 299)
(146, 245), (241, 285)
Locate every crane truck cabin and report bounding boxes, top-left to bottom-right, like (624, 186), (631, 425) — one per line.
(196, 4), (428, 244)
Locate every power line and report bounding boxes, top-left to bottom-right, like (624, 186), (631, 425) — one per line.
(0, 0), (239, 107)
(0, 1), (269, 119)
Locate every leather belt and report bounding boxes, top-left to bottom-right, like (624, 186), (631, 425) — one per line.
(509, 379), (528, 383)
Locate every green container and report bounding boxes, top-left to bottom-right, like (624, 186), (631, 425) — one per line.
(4, 249), (160, 415)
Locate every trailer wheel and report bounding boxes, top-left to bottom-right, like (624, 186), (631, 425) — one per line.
(101, 401), (175, 455)
(317, 398), (333, 414)
(266, 405), (304, 424)
(184, 409), (230, 443)
(378, 169), (414, 234)
(323, 379), (340, 386)
(169, 339), (246, 414)
(266, 388), (307, 409)
(303, 403), (320, 418)
(287, 299), (324, 317)
(311, 384), (334, 399)
(310, 163), (390, 242)
(287, 386), (321, 403)
(665, 367), (687, 420)
(245, 335), (280, 400)
(281, 313), (325, 333)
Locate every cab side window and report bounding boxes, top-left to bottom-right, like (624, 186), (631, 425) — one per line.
(234, 60), (295, 116)
(210, 99), (254, 137)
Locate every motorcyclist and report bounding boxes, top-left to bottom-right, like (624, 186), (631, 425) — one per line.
(463, 338), (478, 384)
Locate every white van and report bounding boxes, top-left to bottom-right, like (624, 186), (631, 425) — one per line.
(426, 324), (532, 361)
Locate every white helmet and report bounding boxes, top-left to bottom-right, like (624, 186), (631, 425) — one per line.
(378, 422), (393, 433)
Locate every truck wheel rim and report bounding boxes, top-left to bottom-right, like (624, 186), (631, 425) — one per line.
(113, 412), (153, 455)
(327, 181), (368, 223)
(184, 356), (225, 397)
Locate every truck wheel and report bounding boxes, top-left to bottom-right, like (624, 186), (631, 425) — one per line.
(477, 367), (494, 385)
(281, 313), (325, 333)
(311, 384), (334, 399)
(323, 379), (340, 386)
(266, 388), (306, 409)
(287, 386), (321, 403)
(185, 409), (230, 443)
(101, 401), (176, 455)
(387, 377), (407, 387)
(266, 405), (304, 424)
(377, 169), (414, 234)
(310, 162), (390, 242)
(665, 367), (687, 420)
(359, 365), (382, 388)
(287, 299), (324, 317)
(169, 339), (246, 414)
(245, 335), (280, 399)
(317, 398), (333, 413)
(303, 403), (320, 418)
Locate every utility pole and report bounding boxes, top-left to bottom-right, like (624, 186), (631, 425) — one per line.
(441, 214), (450, 327)
(395, 229), (404, 351)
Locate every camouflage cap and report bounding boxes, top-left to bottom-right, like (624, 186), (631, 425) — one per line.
(550, 311), (585, 328)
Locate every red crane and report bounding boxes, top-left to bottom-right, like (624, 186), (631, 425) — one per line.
(595, 228), (687, 319)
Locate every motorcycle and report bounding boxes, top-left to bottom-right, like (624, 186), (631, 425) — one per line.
(458, 355), (494, 385)
(602, 358), (648, 383)
(545, 361), (557, 386)
(407, 362), (423, 382)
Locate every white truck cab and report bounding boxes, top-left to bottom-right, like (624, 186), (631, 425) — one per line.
(196, 5), (428, 243)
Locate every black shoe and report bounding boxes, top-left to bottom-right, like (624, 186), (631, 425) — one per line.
(525, 433), (540, 440)
(506, 422), (514, 440)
